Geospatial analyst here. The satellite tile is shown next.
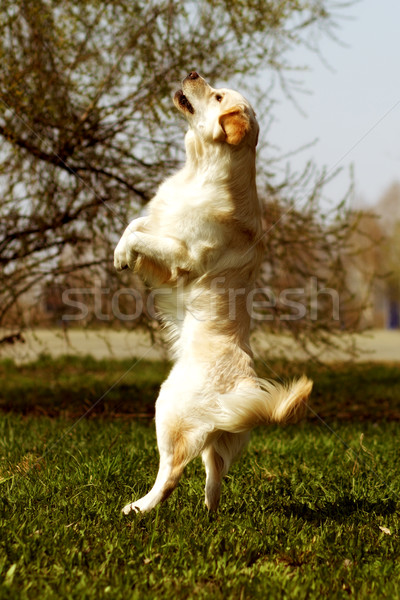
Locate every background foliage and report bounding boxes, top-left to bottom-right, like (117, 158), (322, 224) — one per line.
(0, 0), (371, 356)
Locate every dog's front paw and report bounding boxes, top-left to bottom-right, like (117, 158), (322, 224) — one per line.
(114, 252), (128, 272)
(114, 237), (137, 272)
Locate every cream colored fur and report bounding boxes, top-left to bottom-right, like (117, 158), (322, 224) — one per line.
(114, 72), (312, 514)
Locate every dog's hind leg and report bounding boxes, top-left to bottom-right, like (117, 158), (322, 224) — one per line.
(122, 448), (183, 514)
(202, 431), (250, 511)
(122, 413), (210, 515)
(202, 444), (225, 512)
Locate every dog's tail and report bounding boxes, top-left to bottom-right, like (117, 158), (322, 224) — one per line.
(211, 376), (312, 433)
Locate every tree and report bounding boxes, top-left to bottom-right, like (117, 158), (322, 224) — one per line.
(0, 0), (368, 357)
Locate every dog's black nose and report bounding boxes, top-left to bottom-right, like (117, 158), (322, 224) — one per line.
(187, 71), (199, 80)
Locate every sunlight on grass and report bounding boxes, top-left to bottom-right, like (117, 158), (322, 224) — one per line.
(0, 357), (399, 598)
(1, 413), (399, 599)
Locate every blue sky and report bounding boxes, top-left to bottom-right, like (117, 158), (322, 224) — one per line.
(267, 0), (400, 208)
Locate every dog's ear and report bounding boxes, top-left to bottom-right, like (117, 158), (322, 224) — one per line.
(213, 106), (251, 145)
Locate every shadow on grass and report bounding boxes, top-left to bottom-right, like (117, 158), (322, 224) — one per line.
(1, 355), (400, 422)
(281, 497), (397, 523)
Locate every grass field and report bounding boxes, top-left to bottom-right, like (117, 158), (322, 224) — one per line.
(1, 356), (400, 599)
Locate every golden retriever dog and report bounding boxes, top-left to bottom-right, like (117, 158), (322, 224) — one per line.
(114, 72), (312, 514)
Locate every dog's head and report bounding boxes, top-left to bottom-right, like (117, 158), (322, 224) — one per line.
(174, 72), (259, 148)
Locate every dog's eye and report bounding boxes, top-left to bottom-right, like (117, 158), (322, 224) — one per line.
(215, 94), (223, 102)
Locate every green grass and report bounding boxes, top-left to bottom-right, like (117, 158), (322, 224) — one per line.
(1, 357), (400, 598)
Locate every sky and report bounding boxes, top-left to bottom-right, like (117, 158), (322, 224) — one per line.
(267, 0), (400, 210)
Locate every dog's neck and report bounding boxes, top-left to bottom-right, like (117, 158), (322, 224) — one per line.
(185, 129), (254, 175)
(183, 129), (261, 229)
